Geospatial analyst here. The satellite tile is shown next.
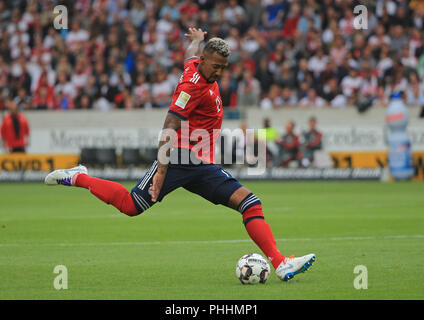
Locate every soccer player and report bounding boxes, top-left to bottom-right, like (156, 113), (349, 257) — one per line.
(45, 28), (315, 282)
(300, 116), (323, 167)
(273, 120), (301, 167)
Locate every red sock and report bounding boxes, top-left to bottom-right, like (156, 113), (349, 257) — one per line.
(243, 204), (286, 269)
(74, 173), (138, 216)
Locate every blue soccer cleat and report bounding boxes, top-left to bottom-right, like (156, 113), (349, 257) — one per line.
(276, 253), (316, 282)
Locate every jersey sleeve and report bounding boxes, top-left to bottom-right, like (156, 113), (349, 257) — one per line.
(168, 81), (203, 120)
(168, 57), (203, 119)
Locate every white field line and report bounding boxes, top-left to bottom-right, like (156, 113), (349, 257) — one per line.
(0, 235), (423, 248)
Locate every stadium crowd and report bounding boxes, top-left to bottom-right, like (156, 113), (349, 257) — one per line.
(0, 0), (424, 112)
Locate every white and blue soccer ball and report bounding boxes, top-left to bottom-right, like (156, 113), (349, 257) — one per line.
(236, 253), (271, 284)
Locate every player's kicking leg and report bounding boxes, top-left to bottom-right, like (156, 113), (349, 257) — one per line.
(185, 165), (316, 282)
(227, 186), (316, 282)
(44, 164), (139, 216)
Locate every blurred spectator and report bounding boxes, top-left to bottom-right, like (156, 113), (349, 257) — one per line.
(359, 66), (379, 100)
(295, 58), (311, 86)
(299, 116), (322, 167)
(299, 88), (326, 108)
(255, 56), (274, 94)
(0, 0), (421, 113)
(71, 58), (90, 93)
(245, 0), (262, 27)
(373, 85), (389, 107)
(308, 48), (329, 79)
(400, 45), (418, 69)
(389, 25), (408, 52)
(330, 35), (348, 67)
(261, 0), (286, 30)
(225, 27), (242, 63)
(260, 84), (283, 110)
(281, 87), (298, 107)
(368, 25), (391, 50)
(377, 45), (393, 78)
(133, 74), (152, 109)
(66, 20), (89, 52)
(341, 68), (362, 100)
(338, 7), (355, 38)
(0, 95), (6, 111)
(297, 7), (321, 35)
(296, 80), (311, 102)
(275, 62), (296, 89)
(330, 93), (348, 108)
(322, 19), (338, 44)
(1, 99), (30, 152)
(55, 90), (71, 110)
(10, 57), (32, 95)
(130, 0), (146, 27)
(252, 36), (270, 67)
(224, 0), (245, 22)
(33, 76), (55, 110)
(319, 60), (339, 86)
(55, 72), (76, 107)
(322, 77), (343, 106)
(179, 0), (199, 21)
(281, 3), (300, 39)
(151, 68), (173, 108)
(255, 117), (280, 166)
(405, 72), (424, 106)
(219, 71), (237, 109)
(273, 120), (301, 167)
(93, 95), (112, 111)
(74, 92), (92, 110)
(13, 88), (31, 111)
(159, 0), (180, 21)
(237, 69), (261, 108)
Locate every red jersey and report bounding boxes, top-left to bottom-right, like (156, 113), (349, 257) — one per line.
(1, 113), (30, 150)
(168, 57), (223, 164)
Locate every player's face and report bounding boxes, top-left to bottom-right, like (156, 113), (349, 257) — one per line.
(200, 52), (229, 83)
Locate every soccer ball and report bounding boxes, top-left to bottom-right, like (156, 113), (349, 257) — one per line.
(236, 253), (271, 284)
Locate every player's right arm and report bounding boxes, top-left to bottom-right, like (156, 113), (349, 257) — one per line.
(184, 27), (207, 60)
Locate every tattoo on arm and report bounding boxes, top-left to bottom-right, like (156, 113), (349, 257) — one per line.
(157, 113), (182, 172)
(185, 39), (202, 60)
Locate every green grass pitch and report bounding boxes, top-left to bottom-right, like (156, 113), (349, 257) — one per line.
(0, 181), (423, 300)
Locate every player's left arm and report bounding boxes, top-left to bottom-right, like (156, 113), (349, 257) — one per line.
(151, 112), (182, 202)
(184, 27), (207, 60)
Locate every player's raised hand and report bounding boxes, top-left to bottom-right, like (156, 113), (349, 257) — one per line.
(184, 27), (207, 42)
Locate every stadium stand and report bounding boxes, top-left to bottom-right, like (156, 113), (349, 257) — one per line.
(95, 147), (117, 168)
(0, 0), (423, 113)
(121, 147), (142, 167)
(80, 147), (98, 167)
